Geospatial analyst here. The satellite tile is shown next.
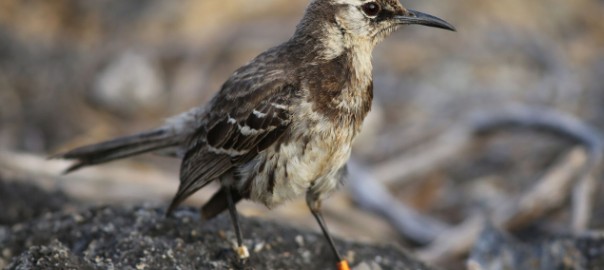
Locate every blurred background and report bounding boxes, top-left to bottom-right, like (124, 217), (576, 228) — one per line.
(1, 0), (603, 269)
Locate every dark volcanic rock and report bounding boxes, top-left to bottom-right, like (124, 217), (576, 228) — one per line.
(6, 240), (96, 270)
(0, 204), (432, 270)
(0, 180), (74, 226)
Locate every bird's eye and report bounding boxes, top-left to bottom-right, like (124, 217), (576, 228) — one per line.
(361, 2), (381, 17)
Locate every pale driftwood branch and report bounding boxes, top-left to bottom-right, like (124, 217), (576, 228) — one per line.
(373, 105), (603, 188)
(0, 151), (217, 205)
(470, 105), (603, 164)
(347, 105), (604, 259)
(571, 174), (597, 232)
(416, 147), (591, 263)
(355, 105), (603, 261)
(373, 128), (471, 186)
(494, 147), (589, 229)
(416, 214), (485, 263)
(347, 159), (450, 245)
(476, 106), (603, 234)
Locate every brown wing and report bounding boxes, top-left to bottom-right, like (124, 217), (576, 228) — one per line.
(166, 84), (298, 214)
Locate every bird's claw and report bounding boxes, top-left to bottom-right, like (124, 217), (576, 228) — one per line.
(236, 245), (250, 259)
(337, 260), (350, 270)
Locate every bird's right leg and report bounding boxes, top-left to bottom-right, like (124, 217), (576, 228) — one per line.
(306, 190), (349, 270)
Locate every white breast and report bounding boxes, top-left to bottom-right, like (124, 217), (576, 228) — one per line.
(244, 100), (356, 208)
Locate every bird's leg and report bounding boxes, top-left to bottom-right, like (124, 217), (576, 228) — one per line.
(225, 186), (249, 259)
(306, 190), (349, 270)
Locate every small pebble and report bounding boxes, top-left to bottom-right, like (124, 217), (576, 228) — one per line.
(466, 260), (483, 270)
(353, 261), (382, 270)
(2, 249), (11, 258)
(347, 250), (356, 263)
(295, 235), (305, 247)
(253, 242), (265, 253)
(73, 214), (84, 223)
(301, 250), (311, 262)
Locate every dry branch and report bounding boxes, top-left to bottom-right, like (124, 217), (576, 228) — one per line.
(351, 105), (603, 263)
(373, 128), (471, 186)
(373, 105), (603, 188)
(0, 151), (209, 204)
(571, 174), (597, 232)
(417, 147), (594, 263)
(494, 147), (589, 229)
(347, 159), (449, 245)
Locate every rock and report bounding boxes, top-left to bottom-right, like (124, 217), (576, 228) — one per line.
(0, 181), (432, 270)
(8, 240), (95, 270)
(0, 180), (74, 226)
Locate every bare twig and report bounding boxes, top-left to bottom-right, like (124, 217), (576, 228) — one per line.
(495, 147), (589, 230)
(417, 147), (593, 263)
(374, 105), (603, 188)
(373, 128), (471, 186)
(416, 215), (484, 263)
(347, 159), (450, 245)
(349, 105), (603, 264)
(471, 105), (603, 164)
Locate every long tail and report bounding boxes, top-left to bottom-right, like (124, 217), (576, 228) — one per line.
(54, 128), (180, 173)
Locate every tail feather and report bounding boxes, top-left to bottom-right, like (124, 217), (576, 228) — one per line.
(54, 129), (179, 173)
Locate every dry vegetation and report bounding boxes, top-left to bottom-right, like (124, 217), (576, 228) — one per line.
(1, 0), (604, 269)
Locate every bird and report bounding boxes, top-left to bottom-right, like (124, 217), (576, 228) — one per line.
(55, 0), (454, 268)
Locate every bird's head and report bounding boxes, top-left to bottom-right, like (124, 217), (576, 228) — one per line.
(295, 0), (455, 57)
(337, 0), (455, 41)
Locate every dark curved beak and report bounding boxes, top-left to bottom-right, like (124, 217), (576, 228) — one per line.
(395, 9), (456, 31)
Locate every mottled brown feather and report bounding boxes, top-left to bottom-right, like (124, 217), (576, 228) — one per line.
(169, 83), (299, 214)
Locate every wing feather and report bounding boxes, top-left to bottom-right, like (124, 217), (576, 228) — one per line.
(166, 83), (299, 215)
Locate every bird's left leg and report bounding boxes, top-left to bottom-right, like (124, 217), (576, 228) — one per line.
(221, 174), (249, 259)
(306, 190), (349, 270)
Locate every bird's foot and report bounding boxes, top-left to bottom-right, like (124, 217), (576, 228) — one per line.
(236, 245), (250, 260)
(337, 260), (350, 270)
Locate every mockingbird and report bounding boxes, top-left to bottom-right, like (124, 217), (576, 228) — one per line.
(56, 0), (454, 268)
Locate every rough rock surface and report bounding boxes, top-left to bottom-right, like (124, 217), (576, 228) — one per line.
(0, 181), (74, 226)
(0, 181), (431, 270)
